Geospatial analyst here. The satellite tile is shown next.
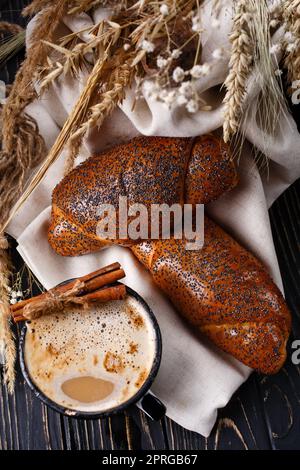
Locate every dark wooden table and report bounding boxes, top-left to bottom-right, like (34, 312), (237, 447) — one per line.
(1, 0), (300, 451)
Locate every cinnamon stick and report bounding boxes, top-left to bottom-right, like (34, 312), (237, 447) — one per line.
(11, 262), (123, 314)
(13, 284), (127, 323)
(81, 284), (127, 303)
(84, 269), (125, 292)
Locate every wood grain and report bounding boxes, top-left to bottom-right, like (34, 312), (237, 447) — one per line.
(0, 0), (299, 450)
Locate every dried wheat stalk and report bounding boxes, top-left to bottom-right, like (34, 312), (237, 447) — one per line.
(69, 57), (133, 140)
(65, 57), (134, 173)
(22, 0), (59, 16)
(0, 22), (24, 35)
(237, 1), (288, 167)
(283, 0), (300, 86)
(1, 0), (194, 230)
(68, 0), (116, 15)
(1, 1), (69, 230)
(0, 32), (25, 68)
(0, 236), (15, 394)
(0, 22), (25, 68)
(4, 48), (133, 225)
(0, 0), (70, 391)
(223, 0), (254, 143)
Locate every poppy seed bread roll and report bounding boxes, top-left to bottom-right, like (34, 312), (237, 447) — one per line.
(49, 135), (237, 256)
(48, 135), (291, 373)
(131, 216), (291, 374)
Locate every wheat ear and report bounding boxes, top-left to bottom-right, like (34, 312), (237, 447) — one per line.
(22, 0), (58, 16)
(0, 0), (69, 391)
(223, 0), (254, 143)
(283, 0), (300, 86)
(0, 236), (15, 393)
(65, 57), (134, 173)
(68, 0), (107, 15)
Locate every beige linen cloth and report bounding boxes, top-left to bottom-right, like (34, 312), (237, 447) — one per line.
(5, 1), (300, 436)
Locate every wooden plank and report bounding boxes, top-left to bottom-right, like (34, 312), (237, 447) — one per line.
(164, 374), (272, 450)
(258, 179), (300, 450)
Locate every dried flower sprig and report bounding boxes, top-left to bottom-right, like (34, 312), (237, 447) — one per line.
(36, 0), (207, 166)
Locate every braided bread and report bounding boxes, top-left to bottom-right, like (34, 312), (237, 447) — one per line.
(132, 216), (291, 374)
(49, 135), (237, 255)
(48, 135), (291, 373)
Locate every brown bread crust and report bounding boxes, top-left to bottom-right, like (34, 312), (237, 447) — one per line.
(49, 135), (237, 256)
(131, 216), (291, 374)
(48, 135), (291, 373)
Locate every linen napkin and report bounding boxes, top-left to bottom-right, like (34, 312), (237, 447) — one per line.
(17, 205), (251, 437)
(5, 1), (300, 436)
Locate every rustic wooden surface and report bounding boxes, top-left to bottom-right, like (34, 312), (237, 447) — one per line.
(0, 0), (300, 450)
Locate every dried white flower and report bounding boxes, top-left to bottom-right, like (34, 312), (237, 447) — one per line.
(270, 43), (281, 55)
(192, 14), (202, 33)
(287, 43), (297, 53)
(211, 17), (220, 29)
(123, 43), (130, 51)
(275, 68), (283, 77)
(291, 79), (300, 89)
(190, 63), (211, 78)
(284, 31), (295, 44)
(157, 56), (168, 68)
(159, 89), (169, 100)
(212, 48), (224, 60)
(16, 291), (23, 298)
(141, 39), (155, 53)
(163, 90), (176, 105)
(10, 298), (17, 305)
(186, 99), (199, 113)
(172, 66), (185, 83)
(171, 49), (182, 59)
(160, 4), (169, 16)
(268, 1), (280, 15)
(143, 81), (159, 99)
(269, 19), (279, 28)
(179, 81), (194, 97)
(177, 94), (188, 106)
(201, 63), (211, 76)
(11, 291), (18, 299)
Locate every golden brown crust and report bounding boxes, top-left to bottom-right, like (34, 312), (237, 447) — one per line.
(48, 205), (110, 256)
(131, 216), (291, 374)
(48, 135), (237, 255)
(47, 135), (291, 373)
(185, 135), (238, 204)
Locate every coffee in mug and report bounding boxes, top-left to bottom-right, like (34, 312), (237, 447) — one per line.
(23, 294), (158, 413)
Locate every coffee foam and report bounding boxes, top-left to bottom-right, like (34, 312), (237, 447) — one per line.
(24, 296), (156, 412)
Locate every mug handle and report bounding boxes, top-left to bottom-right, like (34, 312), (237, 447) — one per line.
(136, 390), (166, 421)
